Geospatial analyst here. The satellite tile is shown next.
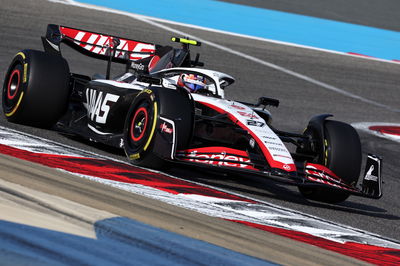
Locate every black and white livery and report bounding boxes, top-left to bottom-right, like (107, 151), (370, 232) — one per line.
(2, 24), (383, 204)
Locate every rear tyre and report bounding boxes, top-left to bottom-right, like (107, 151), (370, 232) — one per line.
(298, 120), (362, 203)
(124, 91), (164, 168)
(2, 50), (70, 127)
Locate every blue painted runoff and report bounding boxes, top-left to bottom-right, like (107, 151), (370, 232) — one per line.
(75, 0), (400, 61)
(0, 218), (276, 265)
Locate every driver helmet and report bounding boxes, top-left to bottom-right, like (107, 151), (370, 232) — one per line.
(177, 73), (206, 92)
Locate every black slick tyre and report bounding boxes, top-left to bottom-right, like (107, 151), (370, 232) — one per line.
(123, 87), (193, 169)
(298, 120), (362, 203)
(2, 50), (70, 127)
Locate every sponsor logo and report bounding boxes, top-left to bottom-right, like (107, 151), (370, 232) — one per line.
(60, 27), (155, 60)
(261, 135), (277, 140)
(364, 165), (378, 181)
(306, 175), (345, 190)
(247, 120), (265, 127)
(230, 104), (246, 110)
(237, 111), (258, 119)
(305, 164), (351, 190)
(283, 164), (291, 171)
(263, 141), (283, 146)
(85, 88), (120, 124)
(186, 151), (252, 169)
(142, 89), (153, 95)
(195, 108), (202, 116)
(249, 138), (256, 148)
(131, 62), (145, 71)
(268, 146), (288, 152)
(160, 122), (173, 134)
(129, 153), (140, 160)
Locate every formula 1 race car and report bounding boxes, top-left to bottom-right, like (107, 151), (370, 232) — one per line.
(2, 24), (383, 203)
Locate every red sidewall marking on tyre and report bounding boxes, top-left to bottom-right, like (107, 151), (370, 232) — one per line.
(130, 107), (148, 141)
(7, 69), (20, 100)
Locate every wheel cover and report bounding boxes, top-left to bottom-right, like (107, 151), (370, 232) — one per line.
(130, 107), (148, 142)
(7, 69), (20, 100)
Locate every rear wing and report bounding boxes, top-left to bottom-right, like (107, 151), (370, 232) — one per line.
(42, 24), (156, 62)
(41, 24), (203, 78)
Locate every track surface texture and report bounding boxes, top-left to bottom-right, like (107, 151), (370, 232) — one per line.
(0, 0), (400, 259)
(4, 153), (354, 265)
(221, 0), (400, 32)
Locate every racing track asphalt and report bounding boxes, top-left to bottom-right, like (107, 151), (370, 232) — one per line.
(221, 0), (400, 32)
(0, 151), (367, 265)
(0, 0), (399, 255)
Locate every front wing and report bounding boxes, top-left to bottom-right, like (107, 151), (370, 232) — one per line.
(175, 147), (382, 199)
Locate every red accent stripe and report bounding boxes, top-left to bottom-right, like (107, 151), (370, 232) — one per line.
(89, 34), (101, 52)
(228, 220), (400, 265)
(198, 101), (296, 172)
(1, 143), (400, 263)
(369, 125), (400, 137)
(347, 52), (375, 58)
(0, 144), (255, 203)
(347, 52), (400, 62)
(179, 147), (250, 158)
(59, 26), (156, 56)
(148, 55), (160, 72)
(79, 33), (91, 47)
(306, 163), (339, 179)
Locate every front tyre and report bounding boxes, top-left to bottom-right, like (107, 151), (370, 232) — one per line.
(298, 120), (362, 203)
(2, 50), (70, 127)
(123, 87), (194, 169)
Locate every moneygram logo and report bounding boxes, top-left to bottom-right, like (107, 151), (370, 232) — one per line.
(131, 62), (145, 71)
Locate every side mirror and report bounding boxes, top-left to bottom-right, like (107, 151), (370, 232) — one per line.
(257, 97), (279, 108)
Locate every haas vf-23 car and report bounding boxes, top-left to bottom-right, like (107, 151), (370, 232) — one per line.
(2, 24), (383, 204)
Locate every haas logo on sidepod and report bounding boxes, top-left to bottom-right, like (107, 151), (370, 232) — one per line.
(86, 88), (120, 124)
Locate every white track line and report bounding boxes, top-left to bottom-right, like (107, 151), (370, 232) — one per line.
(352, 122), (400, 143)
(2, 125), (400, 248)
(47, 0), (400, 114)
(134, 18), (400, 114)
(48, 0), (400, 113)
(49, 0), (400, 66)
(132, 15), (400, 66)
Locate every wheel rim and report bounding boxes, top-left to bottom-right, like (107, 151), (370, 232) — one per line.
(7, 69), (20, 100)
(130, 107), (148, 142)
